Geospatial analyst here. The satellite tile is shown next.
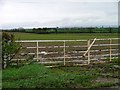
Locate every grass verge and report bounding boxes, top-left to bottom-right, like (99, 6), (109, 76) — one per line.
(2, 58), (119, 88)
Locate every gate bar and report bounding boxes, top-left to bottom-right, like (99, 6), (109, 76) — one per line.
(83, 38), (96, 57)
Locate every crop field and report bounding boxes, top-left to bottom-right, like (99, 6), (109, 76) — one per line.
(10, 32), (118, 40)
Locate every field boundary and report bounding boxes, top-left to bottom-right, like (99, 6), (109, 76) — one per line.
(14, 38), (120, 66)
(15, 38), (119, 42)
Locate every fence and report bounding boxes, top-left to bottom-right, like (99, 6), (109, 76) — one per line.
(14, 38), (119, 66)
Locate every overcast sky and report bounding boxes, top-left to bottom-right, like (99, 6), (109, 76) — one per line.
(0, 0), (119, 29)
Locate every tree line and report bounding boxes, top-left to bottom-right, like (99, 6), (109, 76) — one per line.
(2, 27), (119, 34)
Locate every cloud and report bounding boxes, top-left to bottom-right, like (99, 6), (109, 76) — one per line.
(0, 0), (118, 29)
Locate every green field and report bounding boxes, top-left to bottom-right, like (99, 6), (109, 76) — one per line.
(2, 58), (119, 88)
(11, 32), (118, 40)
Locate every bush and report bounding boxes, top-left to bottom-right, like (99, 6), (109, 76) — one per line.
(2, 32), (21, 69)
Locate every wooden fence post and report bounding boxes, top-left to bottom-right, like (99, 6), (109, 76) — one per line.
(64, 41), (66, 66)
(110, 39), (112, 62)
(36, 41), (39, 62)
(88, 40), (90, 64)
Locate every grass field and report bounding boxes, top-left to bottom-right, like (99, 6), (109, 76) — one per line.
(2, 58), (119, 88)
(10, 32), (118, 40)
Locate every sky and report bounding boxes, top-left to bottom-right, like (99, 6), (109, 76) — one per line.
(0, 0), (119, 29)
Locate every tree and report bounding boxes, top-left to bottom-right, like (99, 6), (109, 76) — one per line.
(118, 25), (120, 33)
(2, 32), (21, 69)
(109, 27), (112, 33)
(43, 27), (47, 33)
(88, 27), (94, 33)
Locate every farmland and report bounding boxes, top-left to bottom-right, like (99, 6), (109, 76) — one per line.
(1, 0), (120, 88)
(6, 32), (118, 66)
(2, 32), (119, 89)
(10, 32), (118, 40)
